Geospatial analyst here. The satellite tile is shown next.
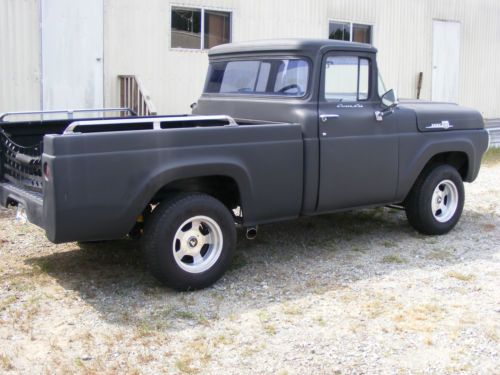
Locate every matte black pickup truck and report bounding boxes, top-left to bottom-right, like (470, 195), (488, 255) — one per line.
(0, 40), (489, 290)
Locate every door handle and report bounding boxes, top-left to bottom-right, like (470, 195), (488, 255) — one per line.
(320, 114), (340, 122)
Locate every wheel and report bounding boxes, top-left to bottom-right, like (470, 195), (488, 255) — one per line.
(405, 164), (464, 235)
(142, 193), (236, 290)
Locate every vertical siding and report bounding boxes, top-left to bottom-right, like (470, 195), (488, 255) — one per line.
(0, 0), (40, 113)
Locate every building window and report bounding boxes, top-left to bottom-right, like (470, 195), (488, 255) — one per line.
(324, 56), (370, 102)
(329, 21), (372, 44)
(171, 7), (231, 50)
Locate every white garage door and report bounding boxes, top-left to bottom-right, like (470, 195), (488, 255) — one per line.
(432, 20), (461, 103)
(41, 0), (103, 110)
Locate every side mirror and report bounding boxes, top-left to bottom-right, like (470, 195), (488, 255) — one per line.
(375, 89), (398, 121)
(381, 89), (398, 109)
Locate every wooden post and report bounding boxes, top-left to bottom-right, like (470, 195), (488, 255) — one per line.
(417, 72), (423, 99)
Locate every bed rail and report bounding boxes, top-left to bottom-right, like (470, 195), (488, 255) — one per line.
(63, 115), (238, 134)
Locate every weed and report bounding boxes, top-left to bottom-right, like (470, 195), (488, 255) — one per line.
(263, 323), (277, 336)
(0, 354), (14, 371)
(382, 240), (397, 248)
(314, 316), (326, 327)
(446, 271), (476, 281)
(382, 254), (406, 264)
(175, 356), (199, 374)
(425, 250), (453, 261)
(0, 295), (17, 312)
(482, 147), (500, 165)
(282, 303), (301, 316)
(175, 310), (196, 320)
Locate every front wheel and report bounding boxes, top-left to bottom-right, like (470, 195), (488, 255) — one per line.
(405, 164), (464, 235)
(142, 193), (236, 290)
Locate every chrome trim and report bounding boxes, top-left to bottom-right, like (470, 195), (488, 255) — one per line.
(320, 114), (340, 122)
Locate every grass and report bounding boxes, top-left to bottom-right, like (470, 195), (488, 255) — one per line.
(482, 147), (500, 165)
(175, 356), (199, 374)
(446, 270), (476, 281)
(0, 354), (14, 371)
(0, 295), (17, 312)
(382, 254), (406, 264)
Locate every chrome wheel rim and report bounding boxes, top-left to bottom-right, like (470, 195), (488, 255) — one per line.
(431, 179), (459, 223)
(172, 215), (223, 274)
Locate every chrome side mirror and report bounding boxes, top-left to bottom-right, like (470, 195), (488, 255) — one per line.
(375, 89), (398, 121)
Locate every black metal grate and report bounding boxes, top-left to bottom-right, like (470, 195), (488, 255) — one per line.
(0, 132), (43, 194)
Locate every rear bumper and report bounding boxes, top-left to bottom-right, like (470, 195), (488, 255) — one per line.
(0, 182), (44, 229)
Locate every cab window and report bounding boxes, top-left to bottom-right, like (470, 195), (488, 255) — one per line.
(324, 56), (370, 101)
(204, 59), (309, 97)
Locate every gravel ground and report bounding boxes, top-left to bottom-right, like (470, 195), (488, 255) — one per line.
(0, 163), (499, 374)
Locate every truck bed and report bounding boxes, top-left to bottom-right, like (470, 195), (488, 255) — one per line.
(0, 113), (304, 243)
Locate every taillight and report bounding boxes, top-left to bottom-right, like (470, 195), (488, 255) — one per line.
(43, 162), (50, 181)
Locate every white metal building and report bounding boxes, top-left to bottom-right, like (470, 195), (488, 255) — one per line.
(1, 0), (500, 118)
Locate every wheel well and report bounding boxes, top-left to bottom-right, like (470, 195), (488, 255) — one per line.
(425, 152), (469, 180)
(150, 175), (241, 212)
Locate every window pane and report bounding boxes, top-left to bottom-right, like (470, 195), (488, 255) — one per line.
(329, 22), (350, 41)
(171, 8), (201, 49)
(352, 24), (372, 44)
(204, 10), (231, 49)
(324, 56), (358, 101)
(359, 58), (369, 100)
(274, 60), (309, 95)
(204, 59), (309, 97)
(324, 56), (370, 101)
(220, 61), (260, 93)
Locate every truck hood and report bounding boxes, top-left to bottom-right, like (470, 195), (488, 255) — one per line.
(398, 100), (484, 132)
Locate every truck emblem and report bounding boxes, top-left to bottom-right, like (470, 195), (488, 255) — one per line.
(426, 121), (453, 130)
(336, 104), (364, 108)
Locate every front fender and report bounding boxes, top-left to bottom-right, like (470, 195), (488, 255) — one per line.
(396, 131), (487, 201)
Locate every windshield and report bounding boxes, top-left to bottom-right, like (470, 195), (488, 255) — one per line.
(204, 58), (309, 97)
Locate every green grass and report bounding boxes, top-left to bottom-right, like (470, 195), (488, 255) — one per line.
(382, 254), (406, 264)
(483, 147), (500, 165)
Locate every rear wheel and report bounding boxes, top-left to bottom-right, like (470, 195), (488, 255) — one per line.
(142, 193), (236, 290)
(405, 164), (464, 235)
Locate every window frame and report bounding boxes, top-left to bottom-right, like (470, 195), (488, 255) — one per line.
(202, 55), (313, 100)
(170, 5), (232, 51)
(320, 52), (374, 103)
(328, 19), (374, 45)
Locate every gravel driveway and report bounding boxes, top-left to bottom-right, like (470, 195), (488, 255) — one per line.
(0, 163), (498, 374)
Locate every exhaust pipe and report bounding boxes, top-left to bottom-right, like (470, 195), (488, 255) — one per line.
(246, 226), (258, 240)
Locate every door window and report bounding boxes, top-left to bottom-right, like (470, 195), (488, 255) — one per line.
(324, 56), (370, 101)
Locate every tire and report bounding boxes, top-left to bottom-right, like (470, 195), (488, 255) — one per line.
(142, 193), (236, 290)
(405, 164), (464, 235)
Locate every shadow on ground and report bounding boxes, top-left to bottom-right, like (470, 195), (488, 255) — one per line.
(25, 207), (498, 331)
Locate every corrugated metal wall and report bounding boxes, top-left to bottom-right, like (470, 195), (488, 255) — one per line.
(2, 0), (500, 118)
(0, 0), (40, 112)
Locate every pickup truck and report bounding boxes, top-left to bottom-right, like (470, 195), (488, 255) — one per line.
(0, 39), (489, 290)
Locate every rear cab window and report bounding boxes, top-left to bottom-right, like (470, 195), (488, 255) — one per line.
(204, 58), (310, 97)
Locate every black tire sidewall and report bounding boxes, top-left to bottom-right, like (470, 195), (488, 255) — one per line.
(414, 165), (464, 234)
(144, 194), (236, 290)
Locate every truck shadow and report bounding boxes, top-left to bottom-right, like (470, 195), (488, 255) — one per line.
(26, 207), (498, 331)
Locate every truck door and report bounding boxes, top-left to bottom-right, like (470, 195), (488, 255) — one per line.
(317, 52), (399, 211)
